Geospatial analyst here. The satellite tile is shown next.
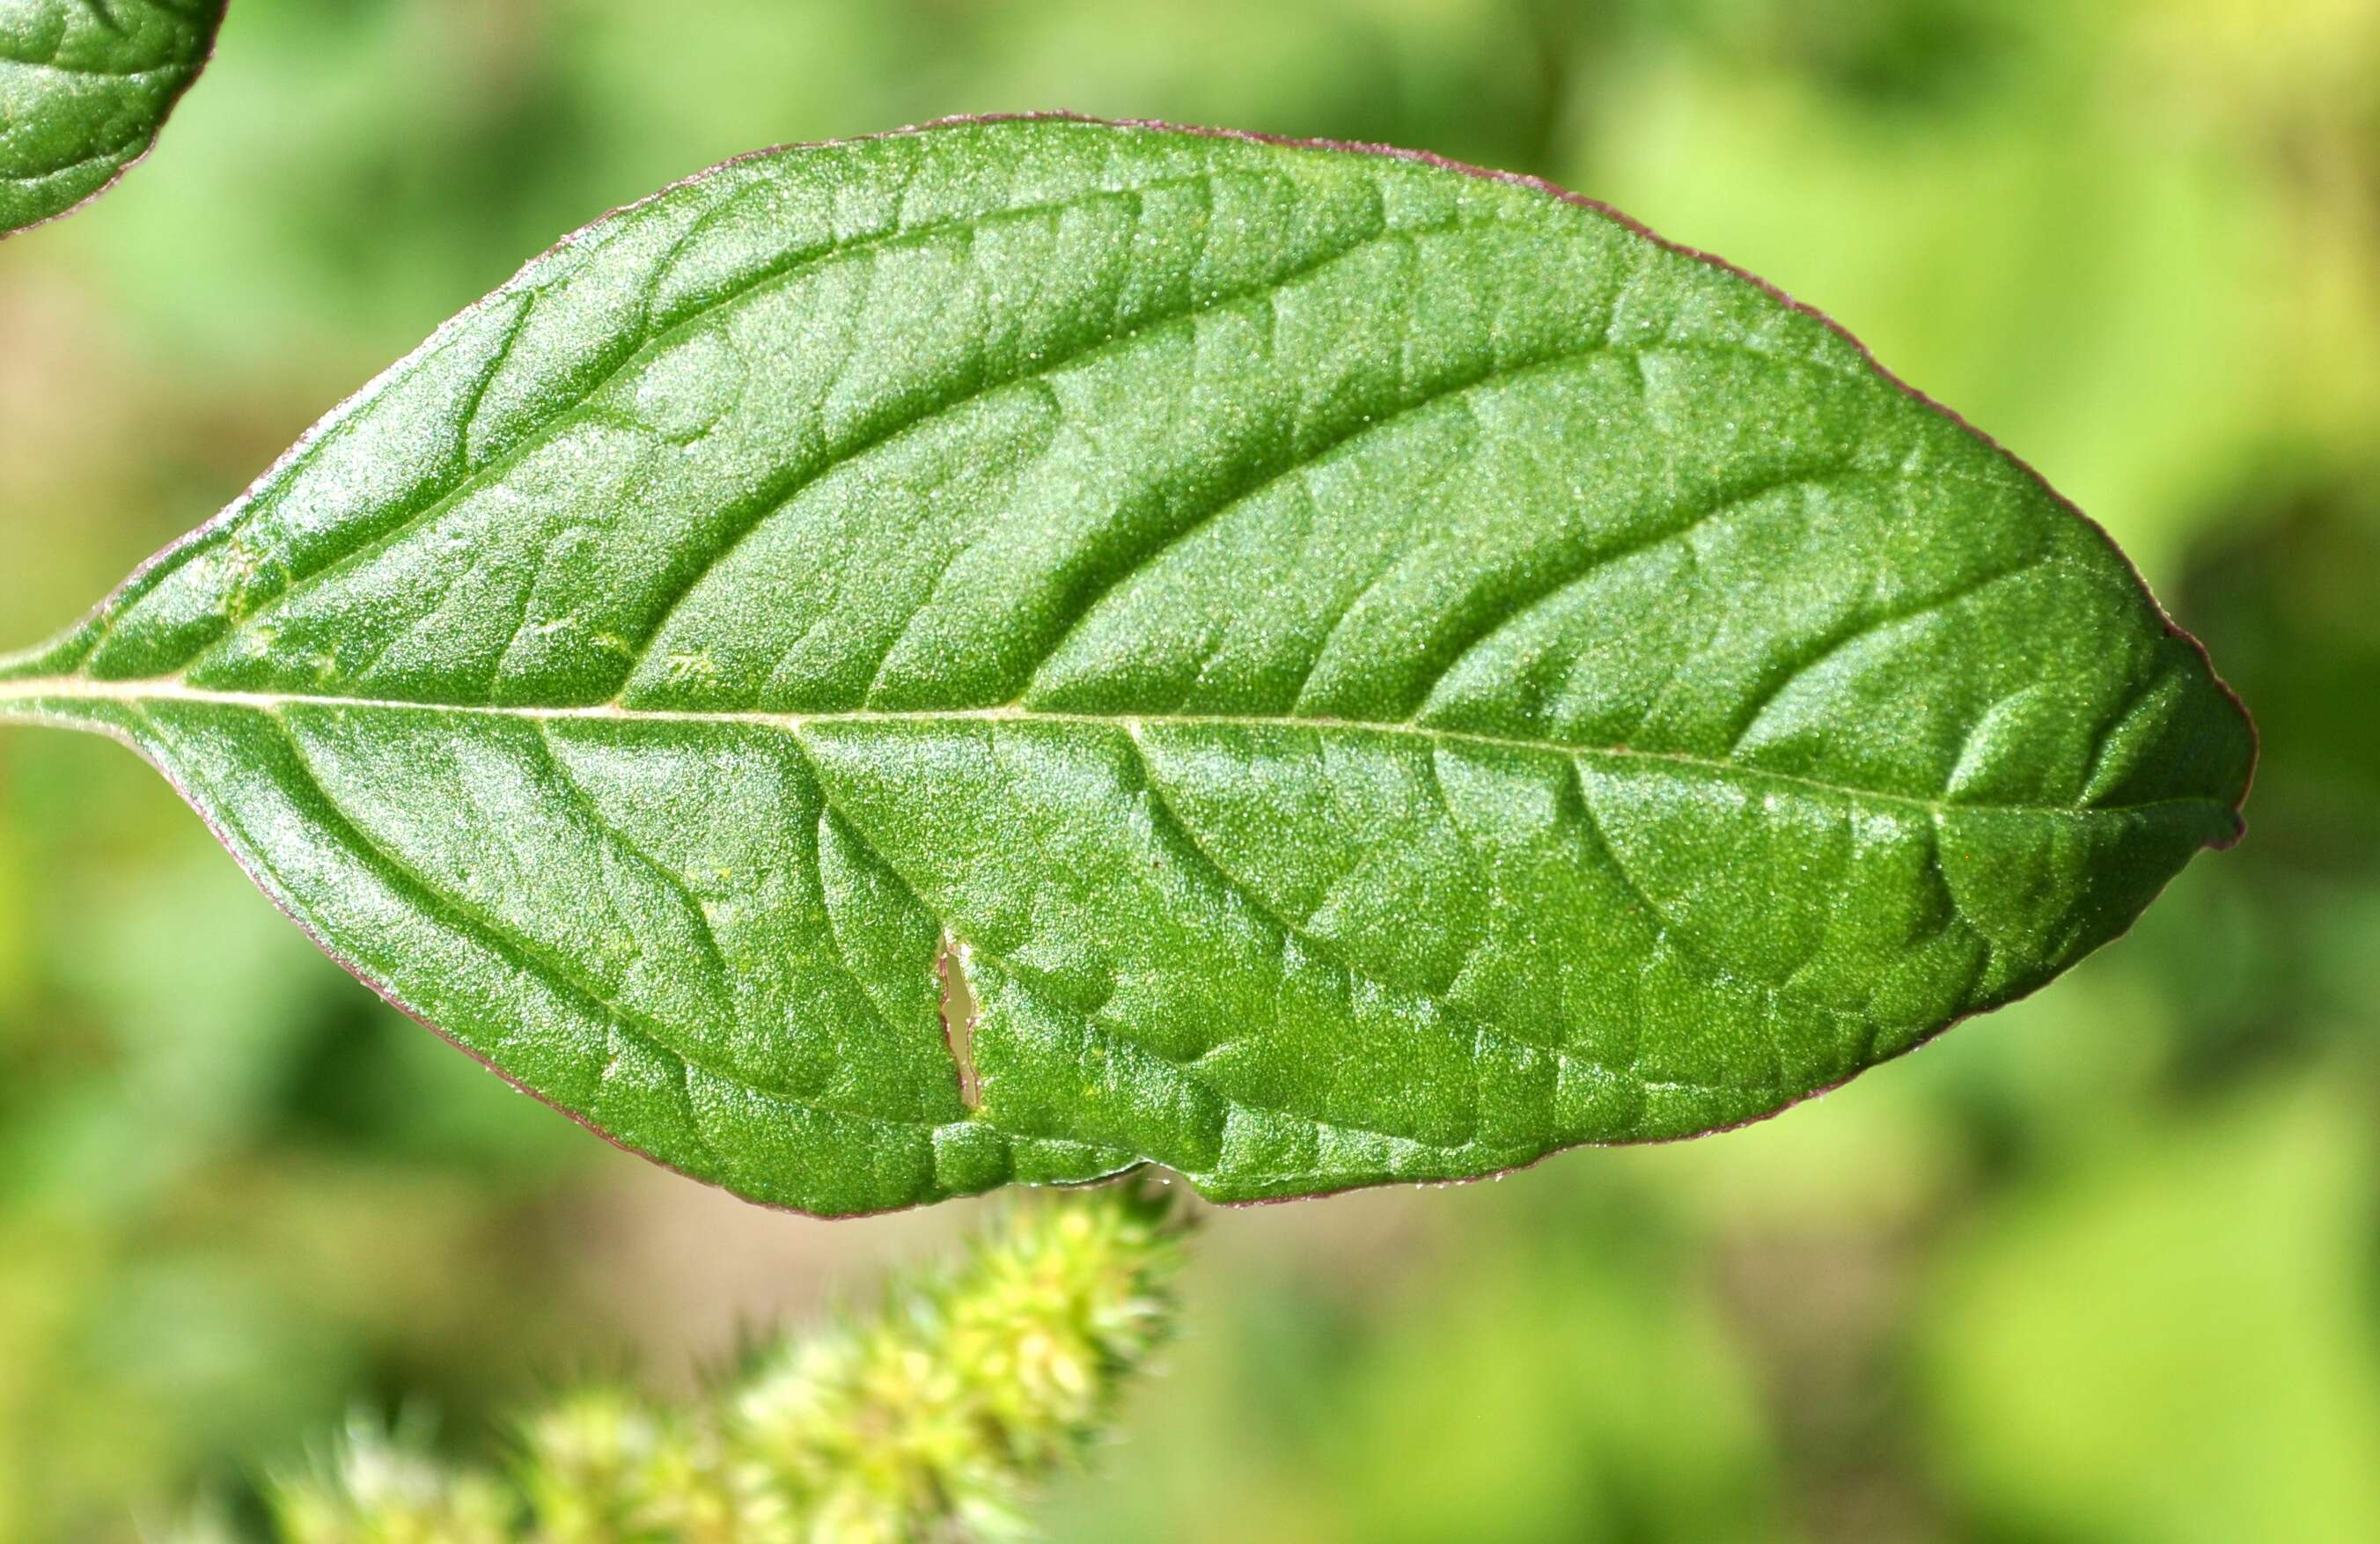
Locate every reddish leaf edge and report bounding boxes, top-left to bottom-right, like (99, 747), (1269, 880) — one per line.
(0, 113), (2258, 1217)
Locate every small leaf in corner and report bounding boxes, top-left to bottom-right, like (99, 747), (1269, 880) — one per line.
(0, 0), (225, 237)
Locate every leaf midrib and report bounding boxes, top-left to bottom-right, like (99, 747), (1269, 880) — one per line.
(0, 675), (2227, 824)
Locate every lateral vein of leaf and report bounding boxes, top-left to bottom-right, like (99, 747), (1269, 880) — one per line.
(819, 722), (1772, 1151)
(0, 55), (182, 82)
(528, 721), (735, 991)
(238, 704), (945, 1142)
(616, 208), (1409, 692)
(152, 169), (1322, 666)
(1722, 548), (2056, 756)
(1119, 728), (1679, 1111)
(0, 131), (148, 185)
(0, 677), (2232, 824)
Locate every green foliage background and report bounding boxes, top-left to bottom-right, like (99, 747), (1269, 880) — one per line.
(0, 0), (2371, 1538)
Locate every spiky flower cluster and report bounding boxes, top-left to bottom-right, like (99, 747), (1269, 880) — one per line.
(266, 1184), (1186, 1544)
(272, 1416), (516, 1544)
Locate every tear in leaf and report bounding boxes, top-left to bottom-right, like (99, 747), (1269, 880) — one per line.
(939, 932), (984, 1112)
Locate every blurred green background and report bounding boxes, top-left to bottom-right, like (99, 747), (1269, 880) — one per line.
(2, 1), (2376, 1539)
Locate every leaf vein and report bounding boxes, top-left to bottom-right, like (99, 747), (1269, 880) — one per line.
(251, 706), (934, 1136)
(615, 218), (1419, 700)
(169, 171), (1252, 659)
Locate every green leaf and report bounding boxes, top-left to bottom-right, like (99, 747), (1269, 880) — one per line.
(0, 0), (224, 237)
(0, 116), (2253, 1217)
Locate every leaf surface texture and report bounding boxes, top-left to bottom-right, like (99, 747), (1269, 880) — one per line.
(0, 0), (223, 235)
(0, 119), (2254, 1214)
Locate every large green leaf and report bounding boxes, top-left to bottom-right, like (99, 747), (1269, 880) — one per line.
(0, 0), (224, 236)
(0, 116), (2252, 1216)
